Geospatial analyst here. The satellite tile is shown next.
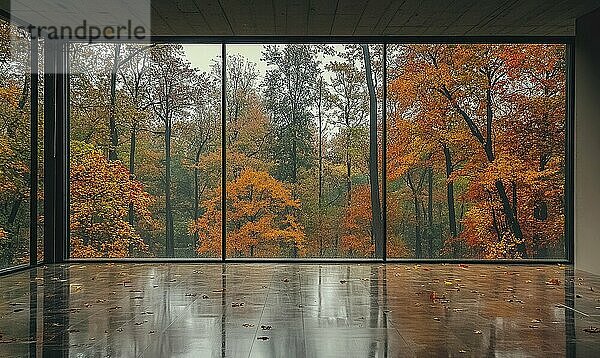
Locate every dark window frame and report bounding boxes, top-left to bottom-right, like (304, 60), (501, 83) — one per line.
(0, 34), (573, 272)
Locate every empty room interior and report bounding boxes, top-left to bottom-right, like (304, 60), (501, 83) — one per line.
(2, 0), (600, 356)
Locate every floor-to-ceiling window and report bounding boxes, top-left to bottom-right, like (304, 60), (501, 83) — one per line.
(386, 43), (567, 260)
(65, 41), (569, 261)
(68, 43), (222, 258)
(0, 18), (32, 270)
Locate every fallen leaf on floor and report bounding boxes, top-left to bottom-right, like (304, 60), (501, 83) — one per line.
(531, 319), (541, 323)
(185, 293), (197, 297)
(473, 330), (482, 334)
(433, 317), (440, 321)
(583, 327), (599, 333)
(202, 294), (209, 299)
(12, 308), (24, 313)
(242, 323), (255, 328)
(149, 330), (155, 334)
(261, 325), (272, 330)
(529, 325), (539, 329)
(231, 302), (244, 307)
(116, 328), (123, 332)
(340, 280), (347, 284)
(444, 281), (453, 286)
(545, 278), (560, 285)
(282, 278), (289, 282)
(257, 336), (269, 341)
(459, 264), (469, 269)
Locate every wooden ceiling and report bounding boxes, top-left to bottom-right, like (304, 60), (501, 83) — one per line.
(149, 0), (600, 36)
(3, 0), (600, 36)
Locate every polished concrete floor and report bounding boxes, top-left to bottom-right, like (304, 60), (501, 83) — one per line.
(0, 263), (599, 357)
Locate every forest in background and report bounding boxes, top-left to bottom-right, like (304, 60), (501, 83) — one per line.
(0, 18), (567, 263)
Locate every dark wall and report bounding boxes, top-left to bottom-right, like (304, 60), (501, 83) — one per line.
(575, 7), (600, 275)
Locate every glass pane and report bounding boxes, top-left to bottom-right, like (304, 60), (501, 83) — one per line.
(386, 44), (567, 259)
(69, 43), (222, 258)
(0, 19), (31, 268)
(222, 44), (383, 258)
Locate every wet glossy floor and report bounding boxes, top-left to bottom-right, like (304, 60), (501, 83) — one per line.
(0, 264), (599, 357)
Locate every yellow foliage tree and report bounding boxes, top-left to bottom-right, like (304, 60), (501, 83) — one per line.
(191, 168), (305, 257)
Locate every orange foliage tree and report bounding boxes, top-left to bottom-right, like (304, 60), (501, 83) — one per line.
(70, 141), (154, 257)
(191, 168), (306, 257)
(386, 44), (566, 259)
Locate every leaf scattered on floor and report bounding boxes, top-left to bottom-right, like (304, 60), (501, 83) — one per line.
(261, 325), (272, 330)
(242, 323), (255, 328)
(257, 336), (269, 341)
(545, 278), (560, 285)
(473, 330), (482, 334)
(583, 327), (599, 333)
(185, 293), (197, 297)
(202, 294), (209, 299)
(231, 302), (244, 307)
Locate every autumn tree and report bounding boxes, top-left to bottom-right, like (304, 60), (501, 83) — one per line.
(262, 45), (320, 189)
(69, 141), (153, 257)
(148, 44), (197, 257)
(191, 168), (305, 257)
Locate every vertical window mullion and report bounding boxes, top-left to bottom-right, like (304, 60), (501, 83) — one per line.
(382, 43), (387, 262)
(221, 43), (227, 261)
(30, 35), (38, 266)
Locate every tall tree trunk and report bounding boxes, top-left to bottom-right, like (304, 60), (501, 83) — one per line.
(290, 110), (298, 258)
(443, 145), (458, 251)
(345, 103), (351, 205)
(318, 78), (323, 256)
(193, 147), (202, 252)
(442, 85), (526, 258)
(318, 78), (323, 209)
(165, 116), (174, 257)
(361, 44), (384, 259)
(413, 191), (422, 259)
(128, 123), (137, 256)
(108, 44), (121, 161)
(427, 166), (433, 258)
